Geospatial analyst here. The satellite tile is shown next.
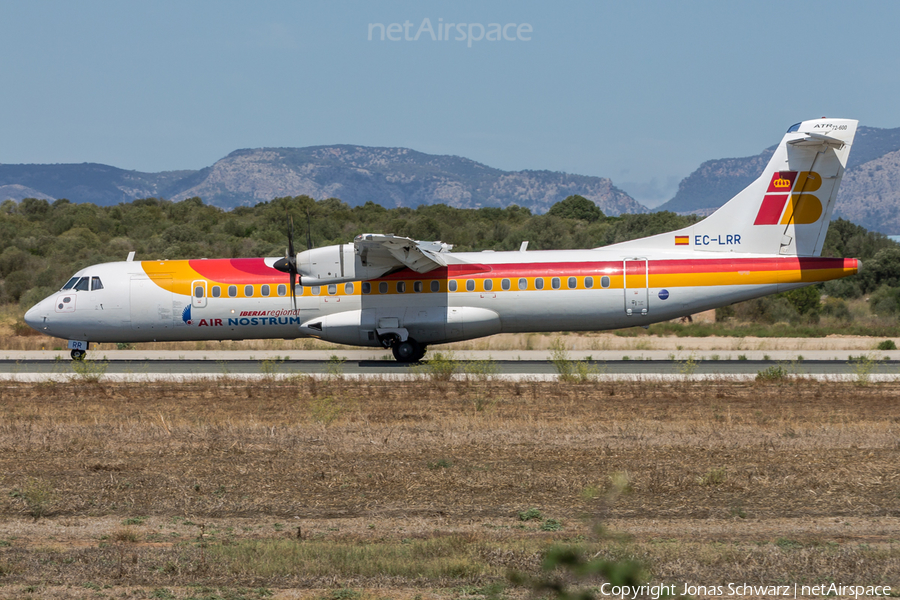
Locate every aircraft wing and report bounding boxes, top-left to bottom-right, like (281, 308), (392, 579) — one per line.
(354, 234), (453, 274)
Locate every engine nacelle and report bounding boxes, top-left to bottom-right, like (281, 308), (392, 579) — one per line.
(298, 307), (501, 346)
(296, 244), (393, 285)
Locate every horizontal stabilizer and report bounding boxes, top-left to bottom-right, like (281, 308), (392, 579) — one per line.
(787, 133), (846, 148)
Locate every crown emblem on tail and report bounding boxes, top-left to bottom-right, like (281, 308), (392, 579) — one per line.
(772, 177), (791, 189)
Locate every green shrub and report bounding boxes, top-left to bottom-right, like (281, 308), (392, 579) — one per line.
(876, 339), (897, 351)
(869, 285), (900, 316)
(756, 365), (789, 383)
(731, 295), (800, 324)
(782, 286), (820, 316)
(540, 519), (563, 531)
(414, 351), (457, 381)
(821, 296), (852, 321)
(518, 508), (543, 522)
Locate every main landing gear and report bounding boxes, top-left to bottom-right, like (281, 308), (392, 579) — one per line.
(378, 332), (427, 363)
(390, 338), (427, 363)
(71, 349), (86, 361)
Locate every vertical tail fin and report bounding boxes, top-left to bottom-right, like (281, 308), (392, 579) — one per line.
(687, 118), (857, 256)
(614, 118), (857, 256)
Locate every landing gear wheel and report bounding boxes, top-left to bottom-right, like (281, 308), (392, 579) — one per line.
(392, 339), (421, 363)
(414, 345), (428, 362)
(71, 349), (86, 361)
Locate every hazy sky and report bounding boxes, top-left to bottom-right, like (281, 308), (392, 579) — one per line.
(2, 1), (899, 207)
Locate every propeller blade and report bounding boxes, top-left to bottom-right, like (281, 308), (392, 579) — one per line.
(288, 215), (298, 312)
(273, 215), (300, 312)
(290, 270), (297, 312)
(288, 215), (296, 260)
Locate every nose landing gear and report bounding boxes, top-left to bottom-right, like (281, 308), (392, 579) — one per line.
(67, 340), (89, 361)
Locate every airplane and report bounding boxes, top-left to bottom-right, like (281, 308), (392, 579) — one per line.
(24, 117), (860, 362)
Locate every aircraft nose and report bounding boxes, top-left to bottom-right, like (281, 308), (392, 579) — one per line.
(23, 301), (46, 332)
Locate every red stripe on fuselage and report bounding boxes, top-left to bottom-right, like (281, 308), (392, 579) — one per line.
(189, 258), (285, 283)
(377, 257), (856, 280)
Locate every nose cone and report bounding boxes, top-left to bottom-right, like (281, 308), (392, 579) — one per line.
(23, 301), (46, 333)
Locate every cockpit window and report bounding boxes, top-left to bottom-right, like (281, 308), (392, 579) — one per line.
(91, 277), (104, 291)
(61, 277), (79, 290)
(74, 277), (90, 291)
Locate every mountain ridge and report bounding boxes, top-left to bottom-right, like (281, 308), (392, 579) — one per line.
(6, 125), (900, 233)
(0, 146), (646, 217)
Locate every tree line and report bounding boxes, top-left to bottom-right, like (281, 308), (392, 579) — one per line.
(1, 194), (898, 320)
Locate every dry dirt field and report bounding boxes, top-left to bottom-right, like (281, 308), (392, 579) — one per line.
(0, 375), (898, 599)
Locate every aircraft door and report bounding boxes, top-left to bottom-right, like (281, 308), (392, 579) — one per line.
(191, 280), (208, 308)
(623, 258), (649, 316)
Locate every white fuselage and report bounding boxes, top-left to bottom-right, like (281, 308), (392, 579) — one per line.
(23, 247), (857, 348)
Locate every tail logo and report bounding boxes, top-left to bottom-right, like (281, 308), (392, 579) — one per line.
(754, 171), (823, 226)
(772, 177), (792, 189)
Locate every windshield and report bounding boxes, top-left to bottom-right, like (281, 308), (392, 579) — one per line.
(61, 276), (79, 290)
(73, 277), (90, 291)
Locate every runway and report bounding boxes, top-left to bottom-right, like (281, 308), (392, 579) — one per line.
(1, 350), (898, 381)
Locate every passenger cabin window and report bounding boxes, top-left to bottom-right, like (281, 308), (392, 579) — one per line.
(311, 286), (321, 295)
(449, 280), (458, 292)
(194, 285), (204, 299)
(535, 278), (544, 290)
(584, 277), (593, 289)
(484, 279), (493, 291)
(501, 278), (510, 291)
(568, 277), (577, 289)
(261, 285), (270, 297)
(551, 277), (561, 290)
(362, 282), (371, 294)
(518, 278), (527, 290)
(91, 277), (104, 291)
(601, 276), (611, 288)
(379, 282), (388, 294)
(245, 285), (254, 297)
(465, 280), (475, 292)
(74, 277), (90, 291)
(397, 281), (406, 293)
(294, 284), (303, 296)
(277, 284), (286, 297)
(327, 284), (336, 295)
(228, 285), (237, 297)
(413, 281), (423, 293)
(62, 277), (79, 290)
(430, 280), (439, 292)
(212, 286), (221, 297)
(345, 282), (354, 294)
